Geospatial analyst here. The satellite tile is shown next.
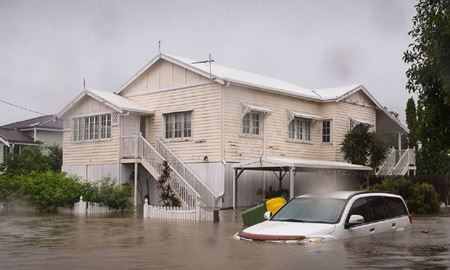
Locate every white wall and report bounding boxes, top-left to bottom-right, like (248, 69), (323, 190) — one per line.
(0, 143), (4, 164)
(36, 131), (63, 147)
(187, 162), (225, 196)
(62, 163), (121, 182)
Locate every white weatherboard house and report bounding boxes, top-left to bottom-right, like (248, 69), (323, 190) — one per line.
(58, 53), (415, 209)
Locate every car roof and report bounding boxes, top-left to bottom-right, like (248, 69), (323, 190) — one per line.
(296, 191), (402, 200)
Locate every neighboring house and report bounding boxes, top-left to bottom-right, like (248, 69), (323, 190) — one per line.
(58, 53), (415, 209)
(0, 128), (41, 163)
(1, 115), (63, 147)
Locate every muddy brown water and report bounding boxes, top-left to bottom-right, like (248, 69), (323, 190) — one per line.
(0, 209), (449, 270)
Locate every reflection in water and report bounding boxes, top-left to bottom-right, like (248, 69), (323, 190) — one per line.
(0, 210), (449, 269)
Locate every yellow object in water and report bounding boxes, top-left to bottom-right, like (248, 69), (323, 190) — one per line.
(266, 197), (287, 214)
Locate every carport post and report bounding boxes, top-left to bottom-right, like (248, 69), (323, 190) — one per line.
(289, 167), (295, 199)
(233, 168), (237, 209)
(134, 162), (138, 207)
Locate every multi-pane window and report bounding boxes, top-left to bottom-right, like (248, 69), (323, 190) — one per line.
(322, 120), (331, 143)
(242, 112), (262, 135)
(288, 118), (311, 141)
(73, 113), (111, 142)
(164, 111), (192, 139)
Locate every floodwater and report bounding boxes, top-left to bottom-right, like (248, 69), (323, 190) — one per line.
(0, 208), (449, 270)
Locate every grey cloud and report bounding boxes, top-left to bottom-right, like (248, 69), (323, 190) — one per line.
(0, 0), (416, 124)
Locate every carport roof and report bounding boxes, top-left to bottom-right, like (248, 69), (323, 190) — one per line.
(234, 156), (372, 171)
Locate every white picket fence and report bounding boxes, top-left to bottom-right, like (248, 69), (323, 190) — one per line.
(143, 199), (213, 221)
(58, 196), (121, 216)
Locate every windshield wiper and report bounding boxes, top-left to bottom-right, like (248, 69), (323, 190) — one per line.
(273, 218), (306, 222)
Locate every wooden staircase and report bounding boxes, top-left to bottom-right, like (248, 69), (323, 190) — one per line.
(121, 134), (221, 209)
(376, 148), (416, 176)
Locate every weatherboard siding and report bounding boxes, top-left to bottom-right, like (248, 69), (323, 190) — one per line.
(223, 85), (327, 162)
(62, 96), (120, 165)
(333, 93), (377, 161)
(120, 59), (209, 97)
(126, 83), (223, 163)
(222, 86), (378, 163)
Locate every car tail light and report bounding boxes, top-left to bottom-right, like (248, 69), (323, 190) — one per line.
(408, 214), (412, 224)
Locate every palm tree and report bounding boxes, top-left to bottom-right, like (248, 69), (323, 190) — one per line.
(341, 124), (389, 173)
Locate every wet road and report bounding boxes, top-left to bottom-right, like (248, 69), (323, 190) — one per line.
(0, 209), (449, 270)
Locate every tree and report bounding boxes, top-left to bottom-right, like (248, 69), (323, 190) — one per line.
(46, 145), (62, 172)
(0, 146), (50, 175)
(403, 0), (450, 174)
(405, 97), (418, 149)
(158, 161), (181, 207)
(341, 125), (389, 173)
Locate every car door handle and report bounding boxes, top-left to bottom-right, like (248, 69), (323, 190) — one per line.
(369, 228), (375, 232)
(392, 223), (396, 227)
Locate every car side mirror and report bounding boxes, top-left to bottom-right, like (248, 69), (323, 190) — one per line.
(263, 211), (271, 220)
(345, 215), (364, 229)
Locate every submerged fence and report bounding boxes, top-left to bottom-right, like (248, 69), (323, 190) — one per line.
(143, 199), (213, 221)
(58, 196), (122, 216)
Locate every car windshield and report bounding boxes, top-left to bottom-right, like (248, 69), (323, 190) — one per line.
(271, 197), (347, 224)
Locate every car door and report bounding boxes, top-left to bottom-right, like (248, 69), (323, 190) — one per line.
(369, 196), (392, 234)
(343, 197), (376, 238)
(384, 196), (411, 231)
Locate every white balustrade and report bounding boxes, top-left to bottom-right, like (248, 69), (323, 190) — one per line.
(122, 135), (203, 209)
(155, 138), (220, 208)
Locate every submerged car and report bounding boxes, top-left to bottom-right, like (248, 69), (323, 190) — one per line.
(238, 191), (412, 243)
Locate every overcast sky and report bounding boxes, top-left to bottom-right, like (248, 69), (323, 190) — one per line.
(0, 0), (416, 125)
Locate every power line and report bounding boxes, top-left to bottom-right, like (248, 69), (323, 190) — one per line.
(0, 98), (46, 116)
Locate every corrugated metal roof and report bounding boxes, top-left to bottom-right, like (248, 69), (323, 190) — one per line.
(58, 89), (154, 118)
(0, 128), (40, 144)
(1, 115), (63, 130)
(87, 89), (153, 114)
(165, 54), (321, 100)
(235, 156), (372, 171)
(112, 53), (408, 133)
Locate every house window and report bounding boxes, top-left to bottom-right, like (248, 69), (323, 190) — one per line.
(242, 111), (262, 136)
(322, 120), (331, 143)
(164, 111), (192, 139)
(288, 118), (311, 141)
(73, 113), (111, 142)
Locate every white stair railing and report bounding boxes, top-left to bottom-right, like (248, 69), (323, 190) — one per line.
(122, 135), (202, 209)
(391, 149), (413, 176)
(377, 147), (397, 176)
(155, 138), (221, 208)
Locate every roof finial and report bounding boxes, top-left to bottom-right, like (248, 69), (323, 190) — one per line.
(158, 40), (161, 55)
(83, 78), (86, 90)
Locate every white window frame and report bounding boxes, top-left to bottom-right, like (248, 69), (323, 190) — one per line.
(288, 117), (312, 142)
(242, 111), (263, 137)
(322, 119), (332, 143)
(163, 111), (192, 141)
(72, 113), (111, 142)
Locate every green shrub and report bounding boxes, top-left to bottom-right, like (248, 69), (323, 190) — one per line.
(19, 172), (84, 212)
(370, 177), (441, 214)
(0, 173), (131, 212)
(0, 147), (50, 175)
(88, 177), (132, 209)
(407, 183), (441, 214)
(0, 175), (21, 203)
(0, 145), (63, 175)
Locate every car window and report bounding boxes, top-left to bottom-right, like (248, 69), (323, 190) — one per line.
(346, 197), (373, 223)
(271, 198), (347, 224)
(370, 196), (389, 221)
(385, 196), (408, 217)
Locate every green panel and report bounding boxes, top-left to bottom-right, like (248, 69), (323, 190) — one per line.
(241, 204), (267, 227)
